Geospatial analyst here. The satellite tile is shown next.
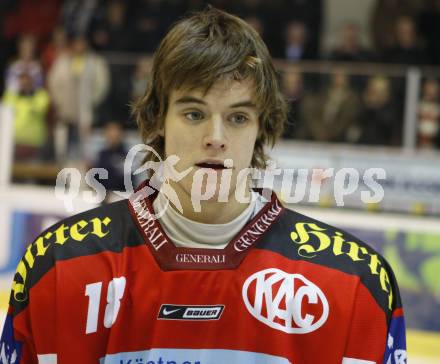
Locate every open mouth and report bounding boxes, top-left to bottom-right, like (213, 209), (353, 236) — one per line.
(195, 161), (229, 170)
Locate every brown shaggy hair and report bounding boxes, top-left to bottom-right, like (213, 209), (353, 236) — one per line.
(132, 7), (288, 169)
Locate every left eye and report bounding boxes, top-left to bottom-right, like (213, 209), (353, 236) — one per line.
(230, 114), (248, 125)
(184, 111), (204, 121)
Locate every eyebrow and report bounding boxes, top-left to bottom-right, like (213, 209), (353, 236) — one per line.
(174, 96), (257, 109)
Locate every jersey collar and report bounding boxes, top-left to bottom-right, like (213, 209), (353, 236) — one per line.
(128, 180), (285, 271)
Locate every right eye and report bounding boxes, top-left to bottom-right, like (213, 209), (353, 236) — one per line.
(184, 111), (204, 121)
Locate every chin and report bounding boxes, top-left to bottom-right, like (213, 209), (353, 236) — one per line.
(191, 179), (222, 201)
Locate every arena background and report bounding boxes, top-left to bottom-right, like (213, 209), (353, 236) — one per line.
(0, 0), (440, 362)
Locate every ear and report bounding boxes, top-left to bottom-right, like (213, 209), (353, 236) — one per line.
(157, 126), (164, 137)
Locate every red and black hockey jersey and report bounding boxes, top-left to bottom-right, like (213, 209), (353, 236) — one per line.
(0, 187), (406, 364)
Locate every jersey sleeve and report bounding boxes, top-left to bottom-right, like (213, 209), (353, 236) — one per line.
(1, 229), (57, 364)
(381, 260), (407, 364)
(343, 258), (407, 364)
(0, 298), (37, 364)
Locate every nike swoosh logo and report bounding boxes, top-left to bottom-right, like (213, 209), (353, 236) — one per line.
(162, 308), (180, 315)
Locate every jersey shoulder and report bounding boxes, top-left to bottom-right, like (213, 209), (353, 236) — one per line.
(260, 205), (402, 316)
(31, 199), (141, 260)
(10, 200), (143, 312)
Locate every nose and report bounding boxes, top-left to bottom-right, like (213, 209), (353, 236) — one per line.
(203, 116), (227, 151)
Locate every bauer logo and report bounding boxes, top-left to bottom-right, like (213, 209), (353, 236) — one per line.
(158, 304), (224, 320)
(242, 268), (329, 334)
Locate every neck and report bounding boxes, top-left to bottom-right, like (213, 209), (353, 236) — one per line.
(166, 180), (252, 224)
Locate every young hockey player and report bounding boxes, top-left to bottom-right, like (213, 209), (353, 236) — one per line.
(1, 7), (406, 364)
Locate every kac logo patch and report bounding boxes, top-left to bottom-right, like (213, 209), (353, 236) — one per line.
(242, 268), (329, 334)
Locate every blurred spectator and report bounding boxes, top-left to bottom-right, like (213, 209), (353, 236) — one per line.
(91, 1), (134, 52)
(281, 67), (305, 138)
(329, 22), (372, 62)
(131, 57), (152, 101)
(371, 0), (421, 53)
(61, 0), (99, 37)
(281, 0), (322, 59)
(284, 21), (313, 61)
(382, 16), (427, 65)
(298, 71), (361, 142)
(358, 76), (400, 146)
(2, 72), (50, 160)
(41, 26), (69, 73)
(93, 121), (127, 192)
(48, 35), (109, 161)
(5, 34), (44, 92)
(418, 79), (440, 149)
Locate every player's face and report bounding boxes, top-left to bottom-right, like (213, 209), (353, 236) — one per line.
(163, 78), (260, 207)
